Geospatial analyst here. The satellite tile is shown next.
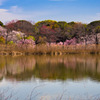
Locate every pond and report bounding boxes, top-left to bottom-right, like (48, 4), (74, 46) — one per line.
(0, 55), (100, 100)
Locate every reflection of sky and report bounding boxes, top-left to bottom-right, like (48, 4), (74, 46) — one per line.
(0, 78), (11, 87)
(0, 78), (100, 100)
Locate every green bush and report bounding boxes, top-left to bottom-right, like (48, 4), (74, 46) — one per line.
(0, 21), (4, 27)
(8, 41), (14, 44)
(27, 36), (35, 41)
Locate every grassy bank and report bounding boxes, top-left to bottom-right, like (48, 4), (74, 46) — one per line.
(0, 44), (100, 56)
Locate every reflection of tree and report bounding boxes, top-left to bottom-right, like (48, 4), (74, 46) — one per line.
(4, 56), (8, 75)
(6, 70), (34, 81)
(0, 56), (36, 80)
(31, 55), (100, 81)
(0, 57), (6, 80)
(0, 55), (100, 81)
(96, 56), (98, 73)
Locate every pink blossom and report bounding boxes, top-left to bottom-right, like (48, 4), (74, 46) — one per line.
(64, 38), (77, 45)
(57, 42), (63, 45)
(17, 39), (35, 48)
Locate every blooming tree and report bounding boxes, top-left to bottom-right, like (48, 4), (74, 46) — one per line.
(64, 38), (77, 45)
(17, 38), (35, 50)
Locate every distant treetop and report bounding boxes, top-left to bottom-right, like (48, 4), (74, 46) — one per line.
(0, 21), (4, 27)
(88, 20), (100, 28)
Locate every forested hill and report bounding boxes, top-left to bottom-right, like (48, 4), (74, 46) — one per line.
(0, 20), (100, 45)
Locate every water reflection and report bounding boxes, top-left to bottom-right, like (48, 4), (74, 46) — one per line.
(0, 55), (100, 82)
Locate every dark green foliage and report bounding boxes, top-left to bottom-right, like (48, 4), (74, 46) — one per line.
(88, 20), (100, 27)
(95, 26), (100, 33)
(0, 21), (4, 27)
(68, 21), (75, 26)
(58, 21), (68, 30)
(87, 20), (100, 34)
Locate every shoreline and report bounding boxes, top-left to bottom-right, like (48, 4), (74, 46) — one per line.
(0, 44), (100, 56)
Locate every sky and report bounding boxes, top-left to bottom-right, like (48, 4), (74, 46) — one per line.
(0, 0), (100, 24)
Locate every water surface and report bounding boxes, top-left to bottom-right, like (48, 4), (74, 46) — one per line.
(0, 55), (100, 100)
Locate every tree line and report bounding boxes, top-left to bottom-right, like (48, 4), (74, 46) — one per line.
(0, 20), (100, 45)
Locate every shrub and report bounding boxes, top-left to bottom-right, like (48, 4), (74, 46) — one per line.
(37, 36), (47, 44)
(27, 36), (35, 41)
(8, 41), (14, 44)
(0, 36), (5, 44)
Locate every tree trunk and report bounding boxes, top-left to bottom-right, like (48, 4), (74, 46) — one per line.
(84, 37), (87, 50)
(62, 41), (64, 49)
(95, 33), (98, 53)
(5, 35), (8, 50)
